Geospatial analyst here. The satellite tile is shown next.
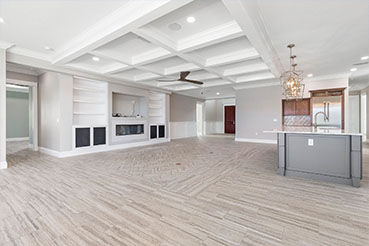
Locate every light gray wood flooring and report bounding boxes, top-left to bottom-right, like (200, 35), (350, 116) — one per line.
(1, 136), (369, 245)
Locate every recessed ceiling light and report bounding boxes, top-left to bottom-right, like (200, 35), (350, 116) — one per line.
(361, 56), (369, 60)
(44, 46), (53, 51)
(92, 56), (100, 62)
(350, 68), (357, 72)
(307, 73), (313, 77)
(216, 92), (220, 95)
(0, 17), (4, 23)
(186, 16), (196, 23)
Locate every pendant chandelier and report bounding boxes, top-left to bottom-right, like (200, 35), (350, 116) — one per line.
(280, 44), (305, 99)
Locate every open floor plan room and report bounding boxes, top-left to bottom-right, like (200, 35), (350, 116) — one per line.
(0, 0), (369, 245)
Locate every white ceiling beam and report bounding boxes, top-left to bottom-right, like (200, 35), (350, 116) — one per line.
(223, 63), (269, 76)
(222, 0), (284, 77)
(132, 48), (173, 66)
(205, 49), (260, 67)
(7, 52), (171, 94)
(52, 0), (193, 65)
(133, 28), (237, 85)
(177, 21), (244, 52)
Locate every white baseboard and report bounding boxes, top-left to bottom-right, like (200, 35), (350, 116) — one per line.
(6, 137), (29, 142)
(0, 161), (8, 169)
(235, 137), (277, 144)
(39, 138), (171, 158)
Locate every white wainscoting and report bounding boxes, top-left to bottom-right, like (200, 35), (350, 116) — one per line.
(170, 121), (197, 139)
(235, 138), (277, 144)
(205, 121), (223, 135)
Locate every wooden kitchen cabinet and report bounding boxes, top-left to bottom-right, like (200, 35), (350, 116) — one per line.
(282, 98), (310, 116)
(295, 99), (310, 115)
(283, 100), (296, 115)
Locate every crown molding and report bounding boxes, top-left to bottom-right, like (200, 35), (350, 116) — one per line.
(7, 46), (50, 61)
(304, 73), (350, 83)
(0, 41), (15, 50)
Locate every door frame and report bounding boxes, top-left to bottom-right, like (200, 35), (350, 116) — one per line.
(196, 102), (204, 136)
(6, 78), (38, 151)
(223, 103), (236, 134)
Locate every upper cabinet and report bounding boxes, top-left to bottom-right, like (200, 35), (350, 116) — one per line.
(283, 100), (296, 115)
(282, 99), (310, 116)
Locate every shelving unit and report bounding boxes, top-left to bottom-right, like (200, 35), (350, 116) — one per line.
(148, 91), (165, 125)
(148, 91), (166, 140)
(73, 78), (108, 149)
(73, 78), (108, 126)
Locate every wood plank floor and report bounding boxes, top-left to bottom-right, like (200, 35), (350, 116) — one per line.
(1, 136), (369, 245)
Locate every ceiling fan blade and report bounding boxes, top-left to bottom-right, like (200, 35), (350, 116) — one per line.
(181, 79), (204, 85)
(156, 79), (178, 82)
(180, 71), (191, 80)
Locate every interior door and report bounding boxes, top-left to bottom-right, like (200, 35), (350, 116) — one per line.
(224, 105), (235, 134)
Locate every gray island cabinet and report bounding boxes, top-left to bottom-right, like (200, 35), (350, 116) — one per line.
(265, 127), (362, 187)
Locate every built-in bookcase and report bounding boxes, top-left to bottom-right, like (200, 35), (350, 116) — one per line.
(148, 91), (166, 140)
(148, 91), (165, 124)
(73, 78), (108, 126)
(73, 78), (108, 148)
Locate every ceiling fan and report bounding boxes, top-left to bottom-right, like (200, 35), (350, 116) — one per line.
(156, 71), (203, 85)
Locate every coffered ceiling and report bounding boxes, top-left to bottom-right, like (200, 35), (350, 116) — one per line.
(1, 0), (368, 99)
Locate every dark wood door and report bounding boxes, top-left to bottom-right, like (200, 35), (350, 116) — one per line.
(224, 106), (235, 134)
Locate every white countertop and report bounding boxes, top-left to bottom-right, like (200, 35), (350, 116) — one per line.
(264, 126), (363, 136)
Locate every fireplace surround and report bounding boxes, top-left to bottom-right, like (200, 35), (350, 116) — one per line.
(116, 124), (144, 136)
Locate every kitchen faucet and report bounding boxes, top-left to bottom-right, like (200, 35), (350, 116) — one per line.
(314, 111), (329, 128)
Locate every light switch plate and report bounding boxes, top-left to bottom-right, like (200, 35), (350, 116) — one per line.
(308, 139), (314, 146)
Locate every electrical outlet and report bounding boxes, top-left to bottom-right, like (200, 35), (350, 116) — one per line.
(255, 132), (258, 136)
(308, 139), (314, 146)
(273, 118), (278, 122)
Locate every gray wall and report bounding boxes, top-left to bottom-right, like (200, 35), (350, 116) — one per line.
(6, 90), (29, 138)
(170, 93), (204, 139)
(38, 72), (73, 151)
(170, 93), (202, 122)
(205, 98), (235, 134)
(236, 85), (282, 141)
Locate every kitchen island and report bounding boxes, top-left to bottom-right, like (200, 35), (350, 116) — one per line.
(265, 127), (362, 187)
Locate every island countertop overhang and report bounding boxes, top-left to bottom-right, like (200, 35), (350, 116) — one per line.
(264, 126), (363, 136)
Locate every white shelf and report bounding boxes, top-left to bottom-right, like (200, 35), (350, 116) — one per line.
(149, 96), (162, 101)
(149, 104), (162, 109)
(73, 112), (105, 115)
(74, 87), (105, 93)
(149, 114), (163, 117)
(73, 99), (105, 104)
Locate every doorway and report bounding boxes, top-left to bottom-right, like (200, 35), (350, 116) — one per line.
(224, 105), (235, 134)
(6, 79), (38, 154)
(196, 102), (204, 136)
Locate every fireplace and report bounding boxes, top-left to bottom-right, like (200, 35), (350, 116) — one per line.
(116, 124), (144, 136)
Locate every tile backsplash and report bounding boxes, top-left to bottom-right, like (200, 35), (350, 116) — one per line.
(284, 115), (311, 126)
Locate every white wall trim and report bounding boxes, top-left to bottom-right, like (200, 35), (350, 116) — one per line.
(170, 121), (197, 139)
(39, 138), (170, 158)
(0, 161), (7, 169)
(7, 137), (29, 142)
(235, 137), (277, 144)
